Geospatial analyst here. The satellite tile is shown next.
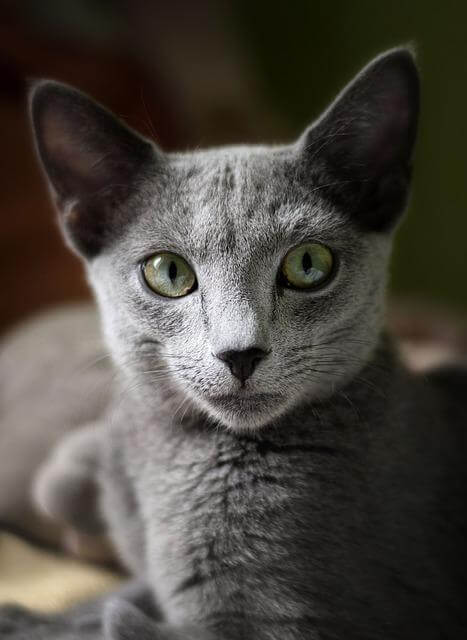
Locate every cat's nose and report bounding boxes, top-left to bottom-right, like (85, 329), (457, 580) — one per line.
(215, 347), (268, 384)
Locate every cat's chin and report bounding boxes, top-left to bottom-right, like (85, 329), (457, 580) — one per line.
(199, 392), (288, 432)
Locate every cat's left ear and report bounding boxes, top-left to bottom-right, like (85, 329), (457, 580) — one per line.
(298, 48), (420, 231)
(30, 80), (157, 258)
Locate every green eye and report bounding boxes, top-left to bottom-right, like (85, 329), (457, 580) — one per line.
(142, 252), (197, 298)
(280, 243), (333, 290)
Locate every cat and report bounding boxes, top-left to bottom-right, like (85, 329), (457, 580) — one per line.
(2, 47), (467, 639)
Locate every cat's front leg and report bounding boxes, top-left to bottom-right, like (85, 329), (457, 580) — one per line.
(103, 599), (218, 640)
(33, 422), (106, 537)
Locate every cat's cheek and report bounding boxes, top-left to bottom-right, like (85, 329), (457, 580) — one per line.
(125, 285), (201, 340)
(277, 291), (343, 334)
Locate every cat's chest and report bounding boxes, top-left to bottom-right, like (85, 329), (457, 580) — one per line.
(128, 426), (370, 626)
(137, 434), (300, 564)
(112, 414), (463, 637)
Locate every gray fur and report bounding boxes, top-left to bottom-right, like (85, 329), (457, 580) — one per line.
(0, 304), (112, 547)
(3, 48), (467, 638)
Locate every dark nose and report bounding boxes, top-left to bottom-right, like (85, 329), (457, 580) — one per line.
(216, 347), (268, 384)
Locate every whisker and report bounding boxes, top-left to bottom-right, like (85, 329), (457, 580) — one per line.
(288, 337), (375, 353)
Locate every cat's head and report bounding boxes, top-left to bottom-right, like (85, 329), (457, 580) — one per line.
(30, 48), (419, 431)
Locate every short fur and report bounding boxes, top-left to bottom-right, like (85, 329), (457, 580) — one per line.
(2, 48), (467, 639)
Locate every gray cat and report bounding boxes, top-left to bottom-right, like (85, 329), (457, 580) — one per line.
(3, 47), (467, 639)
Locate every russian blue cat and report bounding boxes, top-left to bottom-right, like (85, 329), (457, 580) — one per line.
(2, 48), (467, 639)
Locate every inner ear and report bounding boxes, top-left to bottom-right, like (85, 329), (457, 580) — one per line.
(298, 48), (420, 232)
(30, 80), (156, 257)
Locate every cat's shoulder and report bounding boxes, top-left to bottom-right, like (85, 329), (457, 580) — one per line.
(422, 363), (467, 429)
(425, 363), (467, 398)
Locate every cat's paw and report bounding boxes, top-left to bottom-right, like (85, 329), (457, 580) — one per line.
(103, 599), (159, 639)
(34, 456), (104, 535)
(32, 426), (105, 535)
(61, 528), (117, 564)
(103, 599), (217, 640)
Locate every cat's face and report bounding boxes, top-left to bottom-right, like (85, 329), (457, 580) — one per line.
(30, 48), (419, 430)
(89, 148), (391, 429)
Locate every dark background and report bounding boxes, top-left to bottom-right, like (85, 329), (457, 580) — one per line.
(1, 0), (466, 334)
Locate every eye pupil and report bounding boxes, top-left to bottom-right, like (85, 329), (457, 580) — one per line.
(168, 261), (178, 282)
(302, 251), (312, 274)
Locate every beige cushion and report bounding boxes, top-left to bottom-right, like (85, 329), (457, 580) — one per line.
(0, 532), (122, 613)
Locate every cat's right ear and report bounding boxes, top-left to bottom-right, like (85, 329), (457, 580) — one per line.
(297, 48), (420, 232)
(29, 80), (158, 258)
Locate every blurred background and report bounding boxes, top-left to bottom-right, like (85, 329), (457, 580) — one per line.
(1, 0), (466, 344)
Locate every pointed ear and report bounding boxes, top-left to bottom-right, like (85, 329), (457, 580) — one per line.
(298, 48), (420, 231)
(29, 80), (157, 258)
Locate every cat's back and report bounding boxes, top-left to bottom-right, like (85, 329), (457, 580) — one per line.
(0, 303), (111, 423)
(0, 304), (113, 542)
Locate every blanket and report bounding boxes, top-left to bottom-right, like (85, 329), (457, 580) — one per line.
(0, 532), (122, 613)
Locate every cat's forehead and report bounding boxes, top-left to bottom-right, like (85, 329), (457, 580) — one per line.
(143, 145), (347, 260)
(170, 145), (295, 207)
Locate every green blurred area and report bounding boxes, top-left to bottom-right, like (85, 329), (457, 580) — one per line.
(234, 0), (467, 311)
